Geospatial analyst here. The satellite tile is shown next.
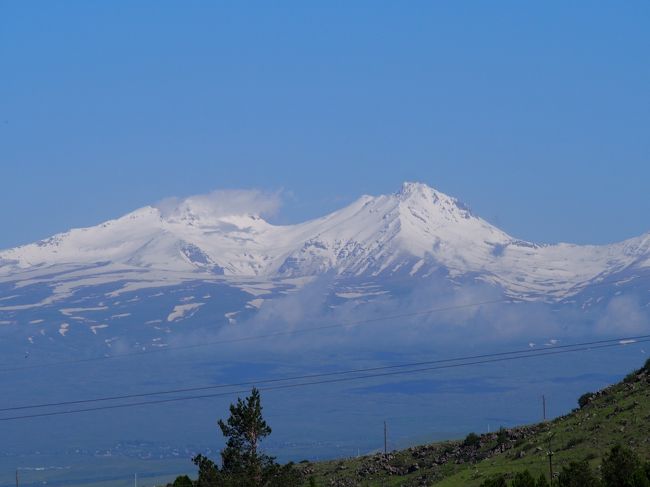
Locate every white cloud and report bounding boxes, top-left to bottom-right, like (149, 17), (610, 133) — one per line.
(596, 295), (650, 335)
(154, 189), (283, 219)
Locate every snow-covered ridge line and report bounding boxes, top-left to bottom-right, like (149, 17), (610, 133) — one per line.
(0, 182), (649, 299)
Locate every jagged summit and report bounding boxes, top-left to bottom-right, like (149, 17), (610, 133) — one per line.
(393, 181), (474, 223)
(396, 180), (433, 197)
(0, 182), (648, 299)
(398, 181), (456, 203)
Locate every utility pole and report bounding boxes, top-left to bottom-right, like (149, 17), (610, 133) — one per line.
(542, 395), (546, 421)
(15, 469), (18, 487)
(547, 433), (554, 483)
(134, 472), (137, 487)
(383, 421), (387, 455)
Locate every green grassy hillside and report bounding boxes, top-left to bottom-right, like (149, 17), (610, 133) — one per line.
(302, 360), (650, 486)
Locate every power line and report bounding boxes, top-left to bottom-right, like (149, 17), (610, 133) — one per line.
(1, 334), (647, 413)
(0, 298), (511, 373)
(1, 336), (646, 422)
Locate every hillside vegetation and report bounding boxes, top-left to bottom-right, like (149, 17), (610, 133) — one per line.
(300, 359), (650, 486)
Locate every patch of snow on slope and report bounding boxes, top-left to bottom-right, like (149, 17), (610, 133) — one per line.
(167, 303), (204, 322)
(247, 299), (264, 309)
(335, 290), (389, 299)
(60, 306), (108, 316)
(225, 312), (239, 324)
(90, 324), (109, 334)
(410, 259), (425, 275)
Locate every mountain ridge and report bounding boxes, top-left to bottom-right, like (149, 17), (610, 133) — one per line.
(1, 182), (649, 302)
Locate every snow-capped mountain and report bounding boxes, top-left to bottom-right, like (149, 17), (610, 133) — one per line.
(1, 182), (650, 304)
(1, 180), (649, 359)
(0, 183), (647, 481)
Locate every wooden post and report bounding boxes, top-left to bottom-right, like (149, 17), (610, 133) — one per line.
(547, 435), (554, 482)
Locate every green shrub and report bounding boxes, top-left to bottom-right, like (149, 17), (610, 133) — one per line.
(629, 469), (650, 487)
(172, 475), (193, 487)
(578, 392), (593, 408)
(565, 437), (585, 449)
(535, 474), (549, 487)
(480, 475), (507, 487)
(624, 371), (638, 383)
(602, 444), (641, 487)
(464, 432), (481, 447)
(511, 470), (536, 487)
(496, 427), (508, 446)
(557, 460), (599, 487)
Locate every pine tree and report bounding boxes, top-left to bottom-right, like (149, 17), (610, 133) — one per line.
(192, 453), (222, 487)
(191, 388), (300, 487)
(218, 388), (274, 485)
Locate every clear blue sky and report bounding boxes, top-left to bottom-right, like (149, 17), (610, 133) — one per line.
(1, 1), (648, 249)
